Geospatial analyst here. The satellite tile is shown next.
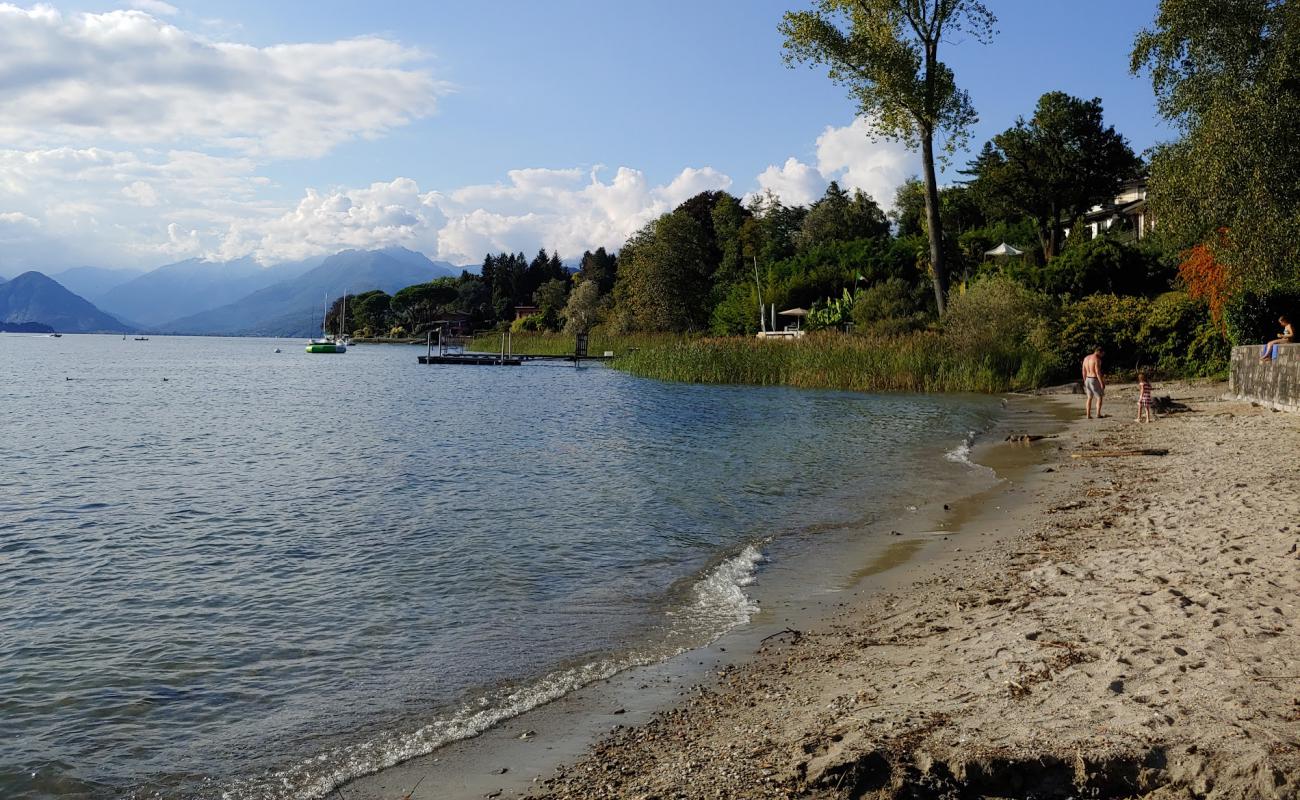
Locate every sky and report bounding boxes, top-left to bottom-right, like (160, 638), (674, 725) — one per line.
(0, 0), (1167, 272)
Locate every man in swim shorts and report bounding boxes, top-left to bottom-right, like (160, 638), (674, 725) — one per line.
(1082, 347), (1105, 419)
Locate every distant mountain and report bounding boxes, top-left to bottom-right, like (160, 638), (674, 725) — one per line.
(48, 266), (144, 306)
(98, 256), (322, 328)
(163, 248), (459, 337)
(0, 272), (128, 333)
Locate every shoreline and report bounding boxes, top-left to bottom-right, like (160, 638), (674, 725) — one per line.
(511, 380), (1300, 798)
(343, 393), (1077, 799)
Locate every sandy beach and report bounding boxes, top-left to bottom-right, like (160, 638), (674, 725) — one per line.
(502, 383), (1300, 799)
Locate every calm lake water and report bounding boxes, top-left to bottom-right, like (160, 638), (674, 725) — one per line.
(0, 334), (1001, 799)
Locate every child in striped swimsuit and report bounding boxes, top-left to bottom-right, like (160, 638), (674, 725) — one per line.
(1136, 372), (1154, 423)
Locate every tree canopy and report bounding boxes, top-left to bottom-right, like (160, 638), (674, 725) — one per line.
(966, 92), (1140, 261)
(780, 0), (996, 314)
(1132, 0), (1300, 289)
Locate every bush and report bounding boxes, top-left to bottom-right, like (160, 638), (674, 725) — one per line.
(1138, 291), (1229, 377)
(852, 277), (929, 336)
(1223, 288), (1300, 346)
(1042, 236), (1174, 299)
(1058, 294), (1148, 374)
(511, 314), (546, 333)
(942, 276), (1058, 387)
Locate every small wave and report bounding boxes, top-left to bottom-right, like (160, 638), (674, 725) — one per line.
(685, 544), (765, 629)
(944, 430), (979, 467)
(219, 544), (767, 800)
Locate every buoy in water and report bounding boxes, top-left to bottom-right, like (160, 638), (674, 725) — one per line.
(274, 348), (281, 353)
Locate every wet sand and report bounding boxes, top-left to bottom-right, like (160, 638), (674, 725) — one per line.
(513, 382), (1300, 799)
(344, 393), (1078, 799)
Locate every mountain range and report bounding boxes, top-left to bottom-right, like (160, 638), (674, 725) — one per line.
(163, 248), (459, 336)
(0, 272), (128, 333)
(0, 247), (462, 337)
(97, 256), (323, 328)
(47, 266), (145, 306)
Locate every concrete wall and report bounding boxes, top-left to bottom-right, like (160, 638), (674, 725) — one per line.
(1228, 343), (1300, 411)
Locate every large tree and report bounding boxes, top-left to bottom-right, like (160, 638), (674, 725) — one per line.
(1132, 0), (1300, 290)
(781, 0), (996, 315)
(799, 181), (890, 248)
(968, 92), (1140, 260)
(612, 210), (713, 332)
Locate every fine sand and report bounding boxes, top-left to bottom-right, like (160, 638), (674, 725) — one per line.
(513, 383), (1300, 799)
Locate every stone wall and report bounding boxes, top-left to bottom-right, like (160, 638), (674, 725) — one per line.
(1228, 343), (1300, 411)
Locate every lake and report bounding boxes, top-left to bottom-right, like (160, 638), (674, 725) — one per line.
(0, 334), (1001, 799)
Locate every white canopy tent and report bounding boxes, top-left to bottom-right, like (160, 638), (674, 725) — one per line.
(984, 242), (1026, 257)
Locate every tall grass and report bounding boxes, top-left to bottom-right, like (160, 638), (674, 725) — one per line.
(612, 331), (1054, 394)
(465, 329), (682, 356)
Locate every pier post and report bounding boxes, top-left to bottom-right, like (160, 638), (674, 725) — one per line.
(500, 332), (505, 365)
(426, 330), (432, 361)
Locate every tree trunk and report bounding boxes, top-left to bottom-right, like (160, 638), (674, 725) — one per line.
(1036, 223), (1051, 262)
(920, 131), (948, 316)
(1045, 206), (1061, 260)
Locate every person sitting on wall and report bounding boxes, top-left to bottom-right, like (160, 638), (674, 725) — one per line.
(1260, 315), (1294, 362)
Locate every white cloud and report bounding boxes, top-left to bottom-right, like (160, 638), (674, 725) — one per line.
(754, 117), (915, 209)
(126, 0), (178, 15)
(121, 180), (159, 207)
(218, 178), (446, 263)
(0, 211), (40, 227)
(815, 117), (914, 206)
(755, 157), (828, 207)
(0, 5), (445, 158)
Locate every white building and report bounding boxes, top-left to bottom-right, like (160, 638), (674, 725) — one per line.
(1072, 178), (1150, 241)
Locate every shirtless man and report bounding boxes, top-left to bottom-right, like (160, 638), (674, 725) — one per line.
(1082, 347), (1105, 419)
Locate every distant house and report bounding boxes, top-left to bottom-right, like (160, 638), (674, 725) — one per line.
(1071, 178), (1151, 241)
(432, 311), (473, 337)
(514, 305), (539, 320)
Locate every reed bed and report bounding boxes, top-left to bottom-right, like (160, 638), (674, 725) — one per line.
(465, 330), (682, 356)
(611, 331), (1053, 394)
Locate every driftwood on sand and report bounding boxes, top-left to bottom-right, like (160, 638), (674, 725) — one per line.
(1071, 448), (1169, 458)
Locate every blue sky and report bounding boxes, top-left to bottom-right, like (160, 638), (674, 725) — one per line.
(0, 1), (1165, 271)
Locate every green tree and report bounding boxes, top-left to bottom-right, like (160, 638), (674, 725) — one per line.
(891, 177), (927, 237)
(391, 278), (459, 332)
(612, 209), (713, 332)
(781, 0), (996, 315)
(563, 279), (608, 335)
(743, 191), (806, 266)
(533, 278), (570, 331)
(1132, 0), (1300, 290)
(968, 92), (1140, 260)
(576, 247), (618, 295)
(711, 194), (752, 288)
(799, 181), (890, 248)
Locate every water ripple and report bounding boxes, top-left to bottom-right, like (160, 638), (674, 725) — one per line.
(0, 334), (1000, 800)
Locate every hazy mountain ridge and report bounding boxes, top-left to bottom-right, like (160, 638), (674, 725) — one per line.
(0, 272), (128, 333)
(98, 256), (324, 327)
(48, 266), (145, 305)
(161, 248), (460, 337)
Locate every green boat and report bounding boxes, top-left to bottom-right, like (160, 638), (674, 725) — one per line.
(306, 292), (348, 354)
(305, 340), (346, 353)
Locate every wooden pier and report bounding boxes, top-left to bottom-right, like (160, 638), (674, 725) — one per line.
(418, 353), (523, 366)
(417, 330), (613, 367)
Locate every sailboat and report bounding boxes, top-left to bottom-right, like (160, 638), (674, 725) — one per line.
(305, 293), (347, 353)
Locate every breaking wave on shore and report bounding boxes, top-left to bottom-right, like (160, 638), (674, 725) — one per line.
(217, 545), (768, 800)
